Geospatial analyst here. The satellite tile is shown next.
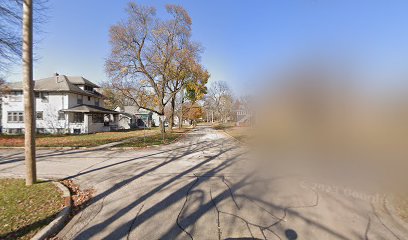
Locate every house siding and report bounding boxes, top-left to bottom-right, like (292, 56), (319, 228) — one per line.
(2, 93), (69, 133)
(1, 91), (106, 134)
(115, 106), (160, 129)
(0, 74), (119, 134)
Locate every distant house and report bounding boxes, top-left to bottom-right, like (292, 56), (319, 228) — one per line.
(1, 73), (118, 134)
(115, 106), (160, 129)
(234, 101), (253, 127)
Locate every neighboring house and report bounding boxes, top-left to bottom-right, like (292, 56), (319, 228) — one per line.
(1, 73), (118, 134)
(235, 102), (253, 127)
(115, 106), (160, 129)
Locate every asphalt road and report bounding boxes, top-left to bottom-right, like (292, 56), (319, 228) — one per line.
(0, 126), (407, 239)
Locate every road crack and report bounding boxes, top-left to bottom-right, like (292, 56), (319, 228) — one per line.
(222, 176), (240, 209)
(127, 204), (145, 240)
(210, 188), (222, 240)
(176, 173), (200, 240)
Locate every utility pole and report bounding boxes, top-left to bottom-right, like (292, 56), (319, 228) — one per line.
(23, 0), (36, 186)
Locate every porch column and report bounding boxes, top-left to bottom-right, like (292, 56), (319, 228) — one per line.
(84, 113), (89, 133)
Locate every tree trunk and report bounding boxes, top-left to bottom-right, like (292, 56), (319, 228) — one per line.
(178, 90), (184, 129)
(159, 117), (163, 131)
(159, 104), (165, 134)
(169, 96), (175, 132)
(23, 0), (36, 186)
(159, 116), (165, 133)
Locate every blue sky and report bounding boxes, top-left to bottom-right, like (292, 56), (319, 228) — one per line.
(7, 0), (408, 93)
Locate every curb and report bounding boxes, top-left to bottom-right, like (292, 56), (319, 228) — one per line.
(219, 129), (245, 145)
(31, 181), (72, 240)
(0, 146), (84, 150)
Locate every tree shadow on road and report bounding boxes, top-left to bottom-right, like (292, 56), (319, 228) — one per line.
(56, 134), (370, 240)
(3, 129), (391, 239)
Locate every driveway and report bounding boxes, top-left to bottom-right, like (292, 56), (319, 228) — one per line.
(0, 126), (407, 239)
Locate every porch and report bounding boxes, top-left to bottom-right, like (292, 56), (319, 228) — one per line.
(61, 105), (119, 134)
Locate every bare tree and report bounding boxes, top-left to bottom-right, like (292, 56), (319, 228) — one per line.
(100, 83), (131, 110)
(206, 81), (234, 123)
(0, 0), (22, 72)
(105, 3), (201, 134)
(0, 0), (47, 75)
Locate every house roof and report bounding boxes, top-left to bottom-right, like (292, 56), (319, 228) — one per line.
(61, 104), (118, 114)
(118, 112), (133, 118)
(121, 105), (153, 115)
(66, 76), (100, 88)
(123, 106), (138, 114)
(6, 75), (102, 98)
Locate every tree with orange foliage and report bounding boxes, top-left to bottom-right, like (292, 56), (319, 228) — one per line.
(182, 102), (204, 126)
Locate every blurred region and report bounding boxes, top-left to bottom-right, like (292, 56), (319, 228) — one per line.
(249, 59), (408, 195)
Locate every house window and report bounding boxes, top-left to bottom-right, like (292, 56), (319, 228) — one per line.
(58, 112), (65, 120)
(95, 98), (99, 107)
(73, 112), (84, 123)
(40, 92), (49, 102)
(36, 111), (43, 120)
(88, 96), (91, 101)
(9, 91), (22, 102)
(35, 92), (48, 102)
(7, 128), (22, 134)
(77, 95), (83, 105)
(92, 114), (104, 123)
(85, 85), (93, 91)
(7, 112), (24, 123)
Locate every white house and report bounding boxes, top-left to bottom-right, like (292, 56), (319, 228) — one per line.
(234, 101), (253, 127)
(1, 73), (118, 134)
(115, 106), (161, 129)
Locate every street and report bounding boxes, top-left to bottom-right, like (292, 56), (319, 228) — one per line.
(0, 126), (407, 239)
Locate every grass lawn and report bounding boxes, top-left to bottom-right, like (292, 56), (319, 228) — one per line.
(0, 128), (159, 147)
(393, 195), (408, 223)
(117, 128), (190, 148)
(212, 122), (235, 130)
(0, 179), (65, 240)
(212, 123), (251, 143)
(224, 126), (252, 143)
